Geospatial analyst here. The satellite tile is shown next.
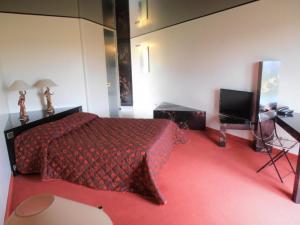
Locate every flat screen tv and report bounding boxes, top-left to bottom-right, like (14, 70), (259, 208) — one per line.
(219, 88), (253, 121)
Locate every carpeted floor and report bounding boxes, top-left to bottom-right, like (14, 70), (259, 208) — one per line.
(8, 130), (300, 225)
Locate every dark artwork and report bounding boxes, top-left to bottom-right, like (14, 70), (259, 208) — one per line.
(116, 0), (133, 106)
(153, 102), (206, 130)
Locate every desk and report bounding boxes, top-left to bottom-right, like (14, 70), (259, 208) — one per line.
(276, 113), (300, 203)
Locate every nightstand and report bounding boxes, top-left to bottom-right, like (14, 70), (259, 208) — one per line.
(4, 106), (82, 175)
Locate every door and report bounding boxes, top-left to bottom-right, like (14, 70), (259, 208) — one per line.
(104, 28), (120, 117)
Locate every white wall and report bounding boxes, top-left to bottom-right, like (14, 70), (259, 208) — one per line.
(0, 74), (10, 224)
(130, 0), (300, 152)
(79, 19), (110, 117)
(0, 13), (87, 112)
(0, 13), (110, 116)
(0, 13), (111, 222)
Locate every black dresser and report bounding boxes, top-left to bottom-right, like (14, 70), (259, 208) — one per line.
(4, 106), (82, 175)
(153, 102), (206, 130)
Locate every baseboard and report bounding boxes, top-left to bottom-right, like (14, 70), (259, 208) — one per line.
(4, 175), (14, 220)
(205, 127), (298, 158)
(205, 127), (252, 145)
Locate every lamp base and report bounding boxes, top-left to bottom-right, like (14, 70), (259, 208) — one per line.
(19, 115), (29, 124)
(47, 107), (55, 115)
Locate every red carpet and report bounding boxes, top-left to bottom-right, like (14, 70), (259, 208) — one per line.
(8, 131), (300, 225)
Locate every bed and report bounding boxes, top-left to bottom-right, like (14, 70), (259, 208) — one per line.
(14, 112), (187, 204)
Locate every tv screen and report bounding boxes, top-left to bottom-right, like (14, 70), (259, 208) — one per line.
(219, 89), (253, 121)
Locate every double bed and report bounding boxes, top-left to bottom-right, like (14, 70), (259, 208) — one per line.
(10, 109), (186, 204)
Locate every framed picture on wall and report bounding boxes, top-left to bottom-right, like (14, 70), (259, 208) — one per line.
(259, 61), (280, 112)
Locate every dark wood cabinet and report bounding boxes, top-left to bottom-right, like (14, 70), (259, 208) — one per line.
(4, 106), (82, 175)
(153, 102), (206, 130)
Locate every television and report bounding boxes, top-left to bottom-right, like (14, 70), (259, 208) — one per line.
(219, 88), (253, 121)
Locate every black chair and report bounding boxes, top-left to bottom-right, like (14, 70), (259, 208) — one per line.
(255, 110), (297, 183)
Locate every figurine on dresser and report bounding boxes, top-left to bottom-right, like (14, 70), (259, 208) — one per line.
(8, 80), (30, 122)
(18, 90), (29, 122)
(44, 87), (54, 114)
(34, 79), (57, 115)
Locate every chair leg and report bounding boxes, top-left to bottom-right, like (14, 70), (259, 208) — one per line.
(257, 149), (284, 183)
(257, 158), (275, 173)
(283, 150), (296, 174)
(270, 159), (284, 183)
(257, 149), (283, 171)
(268, 151), (285, 166)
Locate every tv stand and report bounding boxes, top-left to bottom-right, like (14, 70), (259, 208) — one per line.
(154, 102), (206, 130)
(219, 114), (251, 147)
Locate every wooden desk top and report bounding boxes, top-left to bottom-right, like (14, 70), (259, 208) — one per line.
(277, 113), (300, 141)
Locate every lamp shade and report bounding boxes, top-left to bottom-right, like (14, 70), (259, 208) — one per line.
(8, 80), (30, 91)
(5, 194), (113, 225)
(34, 79), (57, 88)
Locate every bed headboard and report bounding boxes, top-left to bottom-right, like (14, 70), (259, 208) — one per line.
(4, 106), (82, 176)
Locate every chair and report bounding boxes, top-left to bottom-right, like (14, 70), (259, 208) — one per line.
(255, 110), (297, 183)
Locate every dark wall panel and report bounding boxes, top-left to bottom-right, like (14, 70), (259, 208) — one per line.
(0, 0), (115, 28)
(0, 0), (78, 17)
(102, 0), (115, 29)
(78, 0), (103, 24)
(130, 0), (257, 37)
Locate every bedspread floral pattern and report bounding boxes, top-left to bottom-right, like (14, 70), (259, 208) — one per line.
(15, 112), (187, 204)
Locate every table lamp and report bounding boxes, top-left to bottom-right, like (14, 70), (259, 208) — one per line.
(5, 194), (113, 225)
(34, 79), (57, 114)
(8, 80), (30, 121)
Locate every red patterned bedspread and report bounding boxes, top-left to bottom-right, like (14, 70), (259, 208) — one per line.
(15, 112), (186, 204)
